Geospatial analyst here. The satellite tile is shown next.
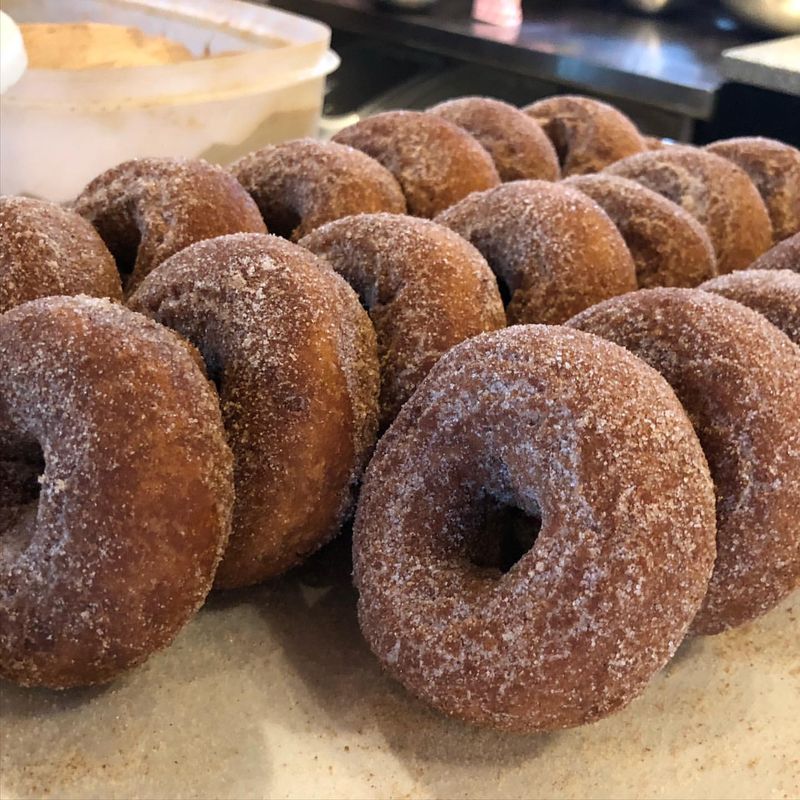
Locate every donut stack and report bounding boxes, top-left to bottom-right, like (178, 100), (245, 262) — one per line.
(1, 95), (798, 736)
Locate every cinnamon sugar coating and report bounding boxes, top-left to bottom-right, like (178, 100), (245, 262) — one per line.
(0, 196), (122, 313)
(699, 269), (800, 345)
(429, 96), (560, 182)
(73, 157), (266, 295)
(129, 234), (380, 588)
(332, 111), (500, 218)
(354, 325), (716, 732)
(0, 296), (234, 688)
(523, 95), (646, 176)
(564, 174), (717, 288)
(750, 232), (799, 273)
(230, 139), (406, 241)
(300, 213), (506, 427)
(569, 289), (800, 634)
(435, 180), (637, 324)
(706, 137), (800, 243)
(606, 146), (772, 274)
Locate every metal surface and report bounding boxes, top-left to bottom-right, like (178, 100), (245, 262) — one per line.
(721, 0), (800, 34)
(267, 0), (756, 119)
(623, 0), (684, 13)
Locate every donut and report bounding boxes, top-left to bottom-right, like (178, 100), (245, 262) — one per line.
(332, 111), (500, 218)
(434, 180), (637, 324)
(523, 95), (646, 176)
(428, 96), (560, 182)
(229, 139), (406, 240)
(354, 325), (716, 732)
(563, 174), (717, 288)
(129, 233), (380, 588)
(1, 196), (122, 314)
(699, 269), (800, 346)
(568, 289), (800, 635)
(750, 231), (800, 273)
(73, 157), (266, 294)
(0, 296), (234, 688)
(706, 137), (800, 243)
(644, 136), (669, 151)
(299, 213), (506, 427)
(605, 146), (773, 274)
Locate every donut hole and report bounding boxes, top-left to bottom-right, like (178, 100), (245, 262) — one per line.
(261, 204), (302, 241)
(89, 201), (142, 289)
(494, 273), (513, 307)
(541, 119), (569, 169)
(0, 438), (45, 543)
(467, 496), (543, 574)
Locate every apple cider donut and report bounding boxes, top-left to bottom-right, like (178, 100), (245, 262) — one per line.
(750, 232), (799, 273)
(354, 325), (716, 732)
(435, 180), (637, 324)
(73, 157), (266, 294)
(300, 213), (506, 427)
(1, 196), (122, 314)
(129, 233), (380, 588)
(230, 139), (406, 240)
(0, 296), (233, 688)
(569, 289), (800, 634)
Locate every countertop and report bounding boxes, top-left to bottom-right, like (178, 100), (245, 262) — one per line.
(1, 536), (798, 800)
(267, 0), (758, 118)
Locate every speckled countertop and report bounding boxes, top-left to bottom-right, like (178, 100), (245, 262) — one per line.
(1, 536), (799, 800)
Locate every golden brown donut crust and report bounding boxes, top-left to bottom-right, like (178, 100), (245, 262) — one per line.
(564, 174), (717, 288)
(0, 196), (122, 314)
(568, 289), (800, 635)
(606, 146), (772, 274)
(73, 157), (266, 295)
(428, 96), (560, 182)
(300, 213), (506, 427)
(434, 180), (637, 324)
(0, 296), (234, 688)
(129, 233), (380, 588)
(699, 269), (800, 346)
(706, 137), (800, 243)
(332, 111), (500, 218)
(750, 232), (799, 273)
(230, 139), (406, 240)
(523, 95), (646, 176)
(354, 325), (716, 732)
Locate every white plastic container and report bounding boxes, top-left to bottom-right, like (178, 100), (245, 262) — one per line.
(0, 0), (338, 201)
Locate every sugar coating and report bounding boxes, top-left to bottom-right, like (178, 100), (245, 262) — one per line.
(751, 232), (799, 273)
(73, 157), (266, 295)
(0, 196), (122, 313)
(230, 138), (406, 241)
(699, 269), (800, 346)
(429, 96), (560, 182)
(129, 233), (380, 588)
(706, 137), (800, 243)
(606, 146), (773, 274)
(354, 324), (717, 732)
(332, 111), (500, 218)
(564, 174), (717, 288)
(568, 288), (800, 635)
(523, 95), (646, 176)
(435, 180), (637, 325)
(300, 213), (506, 428)
(0, 296), (234, 688)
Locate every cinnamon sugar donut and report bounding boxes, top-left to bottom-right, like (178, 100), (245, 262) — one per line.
(299, 213), (505, 427)
(230, 139), (406, 240)
(606, 146), (773, 274)
(434, 180), (637, 324)
(1, 196), (122, 314)
(706, 137), (800, 243)
(750, 232), (799, 273)
(129, 233), (379, 588)
(354, 325), (716, 732)
(564, 174), (717, 288)
(332, 111), (500, 218)
(699, 269), (800, 345)
(0, 296), (233, 688)
(428, 96), (560, 182)
(73, 157), (266, 294)
(568, 289), (800, 635)
(523, 95), (646, 176)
